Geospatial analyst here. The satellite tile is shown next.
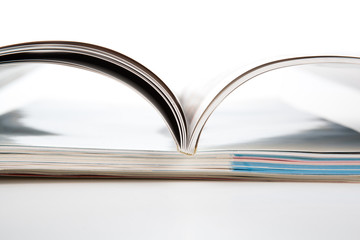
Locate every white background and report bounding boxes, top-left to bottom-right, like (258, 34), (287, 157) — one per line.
(1, 0), (360, 239)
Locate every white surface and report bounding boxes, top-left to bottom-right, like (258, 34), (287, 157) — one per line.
(1, 0), (360, 239)
(1, 179), (360, 240)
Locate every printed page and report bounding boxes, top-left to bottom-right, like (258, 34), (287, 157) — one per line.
(0, 64), (177, 151)
(197, 63), (360, 152)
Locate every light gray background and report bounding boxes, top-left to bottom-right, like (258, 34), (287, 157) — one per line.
(1, 179), (360, 240)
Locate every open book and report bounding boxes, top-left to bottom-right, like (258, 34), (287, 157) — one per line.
(1, 41), (360, 181)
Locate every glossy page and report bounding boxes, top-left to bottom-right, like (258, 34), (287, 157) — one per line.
(0, 63), (176, 151)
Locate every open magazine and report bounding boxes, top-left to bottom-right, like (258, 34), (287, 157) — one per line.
(1, 41), (360, 181)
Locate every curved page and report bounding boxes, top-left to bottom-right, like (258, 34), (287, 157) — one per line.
(187, 56), (360, 153)
(0, 41), (188, 152)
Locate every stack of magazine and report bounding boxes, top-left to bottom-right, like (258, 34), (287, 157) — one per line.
(1, 41), (360, 181)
